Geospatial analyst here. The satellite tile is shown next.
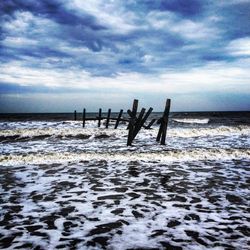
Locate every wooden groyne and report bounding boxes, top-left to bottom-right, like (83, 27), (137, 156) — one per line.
(74, 99), (171, 146)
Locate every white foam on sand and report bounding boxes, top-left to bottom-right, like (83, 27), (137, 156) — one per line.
(0, 159), (249, 249)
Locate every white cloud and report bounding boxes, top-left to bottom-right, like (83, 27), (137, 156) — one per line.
(142, 55), (154, 64)
(147, 11), (220, 40)
(66, 0), (139, 33)
(2, 11), (33, 31)
(1, 10), (61, 53)
(147, 11), (174, 29)
(2, 37), (38, 48)
(217, 0), (250, 6)
(2, 11), (57, 35)
(226, 37), (250, 56)
(1, 58), (249, 95)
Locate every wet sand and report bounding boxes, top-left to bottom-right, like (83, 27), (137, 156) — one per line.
(0, 159), (249, 249)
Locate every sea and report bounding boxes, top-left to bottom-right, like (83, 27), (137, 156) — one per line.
(0, 112), (249, 249)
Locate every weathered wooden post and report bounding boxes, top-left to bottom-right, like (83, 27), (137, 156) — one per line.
(98, 108), (102, 127)
(145, 119), (156, 129)
(156, 99), (171, 145)
(130, 108), (145, 140)
(114, 109), (123, 129)
(82, 108), (86, 128)
(161, 98), (171, 145)
(106, 109), (111, 128)
(127, 99), (138, 130)
(127, 99), (153, 146)
(74, 99), (172, 146)
(74, 110), (77, 121)
(127, 99), (138, 146)
(132, 107), (153, 140)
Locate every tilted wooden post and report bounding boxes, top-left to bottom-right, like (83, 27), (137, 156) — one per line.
(145, 119), (156, 129)
(131, 108), (146, 140)
(74, 110), (77, 121)
(132, 99), (139, 117)
(98, 108), (102, 127)
(132, 107), (153, 140)
(127, 99), (153, 145)
(106, 109), (111, 128)
(82, 108), (86, 128)
(114, 109), (123, 129)
(127, 99), (138, 129)
(127, 99), (138, 146)
(156, 99), (171, 145)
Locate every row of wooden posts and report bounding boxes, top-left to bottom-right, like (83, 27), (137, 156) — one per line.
(74, 99), (171, 146)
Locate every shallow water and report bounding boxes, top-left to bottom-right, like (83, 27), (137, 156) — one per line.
(0, 112), (249, 249)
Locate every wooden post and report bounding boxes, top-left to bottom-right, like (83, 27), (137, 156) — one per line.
(131, 108), (145, 140)
(127, 105), (153, 145)
(156, 99), (171, 145)
(114, 109), (123, 129)
(98, 108), (102, 127)
(106, 109), (111, 128)
(156, 120), (163, 142)
(132, 107), (153, 140)
(132, 99), (138, 116)
(74, 110), (77, 121)
(82, 108), (86, 128)
(127, 99), (139, 146)
(145, 119), (156, 129)
(127, 112), (136, 146)
(160, 99), (171, 145)
(127, 99), (138, 129)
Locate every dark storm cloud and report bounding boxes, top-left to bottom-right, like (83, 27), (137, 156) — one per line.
(218, 1), (250, 39)
(1, 0), (249, 70)
(160, 0), (203, 17)
(0, 0), (105, 29)
(0, 81), (99, 94)
(0, 0), (250, 97)
(0, 0), (110, 67)
(143, 0), (204, 17)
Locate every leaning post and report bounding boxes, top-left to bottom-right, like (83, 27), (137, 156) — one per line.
(106, 109), (111, 128)
(160, 99), (171, 145)
(145, 119), (156, 129)
(132, 107), (153, 140)
(74, 110), (77, 121)
(127, 99), (138, 146)
(156, 99), (171, 145)
(82, 108), (86, 128)
(114, 109), (123, 129)
(98, 108), (102, 127)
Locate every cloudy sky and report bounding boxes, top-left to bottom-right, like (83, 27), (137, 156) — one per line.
(0, 0), (250, 112)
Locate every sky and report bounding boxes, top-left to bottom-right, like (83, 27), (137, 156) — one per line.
(0, 0), (250, 112)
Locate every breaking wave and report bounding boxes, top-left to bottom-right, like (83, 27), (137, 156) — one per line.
(173, 118), (210, 124)
(0, 125), (249, 141)
(1, 148), (249, 166)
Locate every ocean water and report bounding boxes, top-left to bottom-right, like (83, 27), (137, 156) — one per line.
(0, 112), (249, 249)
